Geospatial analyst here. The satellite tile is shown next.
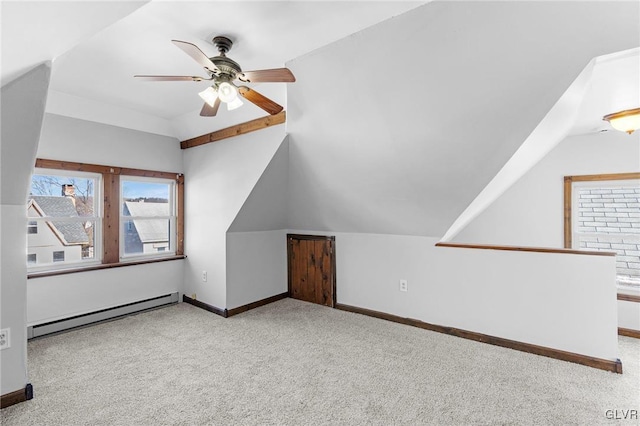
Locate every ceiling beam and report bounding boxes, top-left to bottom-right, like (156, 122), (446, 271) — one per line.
(180, 111), (286, 149)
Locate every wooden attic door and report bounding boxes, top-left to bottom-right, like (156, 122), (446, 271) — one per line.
(287, 234), (336, 307)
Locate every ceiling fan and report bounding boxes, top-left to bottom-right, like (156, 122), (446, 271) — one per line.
(135, 36), (295, 117)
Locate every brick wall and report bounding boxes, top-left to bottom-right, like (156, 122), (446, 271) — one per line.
(577, 186), (640, 283)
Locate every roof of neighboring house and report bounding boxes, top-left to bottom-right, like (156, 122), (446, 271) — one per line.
(124, 201), (169, 243)
(29, 196), (90, 245)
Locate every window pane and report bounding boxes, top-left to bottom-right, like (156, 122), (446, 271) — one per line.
(28, 173), (99, 267)
(576, 184), (640, 288)
(27, 221), (37, 234)
(123, 219), (171, 255)
(121, 178), (175, 258)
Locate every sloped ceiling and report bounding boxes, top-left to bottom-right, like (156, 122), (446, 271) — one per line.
(2, 1), (638, 240)
(286, 1), (640, 237)
(2, 1), (426, 139)
(0, 1), (148, 86)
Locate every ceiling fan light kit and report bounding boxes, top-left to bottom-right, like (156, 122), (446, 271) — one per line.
(198, 86), (218, 107)
(226, 97), (244, 111)
(135, 35), (295, 117)
(603, 107), (640, 135)
(217, 82), (238, 103)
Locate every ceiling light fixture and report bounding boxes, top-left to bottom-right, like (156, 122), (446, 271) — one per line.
(226, 97), (243, 111)
(198, 86), (218, 107)
(603, 108), (640, 135)
(217, 82), (239, 103)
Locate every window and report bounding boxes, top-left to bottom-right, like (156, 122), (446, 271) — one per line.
(53, 251), (65, 262)
(27, 221), (37, 234)
(28, 159), (184, 274)
(121, 177), (176, 259)
(565, 173), (640, 292)
(28, 170), (101, 269)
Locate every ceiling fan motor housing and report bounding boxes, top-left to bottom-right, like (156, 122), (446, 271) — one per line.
(212, 36), (233, 54)
(210, 56), (242, 81)
(209, 36), (242, 81)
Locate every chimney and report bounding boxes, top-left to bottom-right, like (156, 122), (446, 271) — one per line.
(62, 184), (76, 207)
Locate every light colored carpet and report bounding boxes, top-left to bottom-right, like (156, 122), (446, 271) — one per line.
(1, 298), (638, 425)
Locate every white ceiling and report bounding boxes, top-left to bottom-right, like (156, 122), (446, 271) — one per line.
(2, 1), (426, 139)
(0, 1), (149, 86)
(1, 1), (638, 239)
(572, 49), (640, 136)
(2, 1), (637, 141)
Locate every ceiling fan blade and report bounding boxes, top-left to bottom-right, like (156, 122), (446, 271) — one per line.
(134, 75), (209, 81)
(200, 98), (221, 117)
(238, 68), (296, 83)
(238, 86), (283, 115)
(171, 40), (219, 74)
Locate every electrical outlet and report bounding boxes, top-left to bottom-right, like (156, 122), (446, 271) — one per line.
(0, 328), (10, 350)
(191, 293), (197, 300)
(399, 279), (408, 292)
(202, 271), (207, 282)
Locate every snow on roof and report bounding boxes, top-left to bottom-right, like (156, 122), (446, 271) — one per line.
(124, 201), (169, 243)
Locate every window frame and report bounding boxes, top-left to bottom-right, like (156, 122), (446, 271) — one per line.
(28, 159), (184, 278)
(564, 172), (640, 294)
(119, 175), (177, 261)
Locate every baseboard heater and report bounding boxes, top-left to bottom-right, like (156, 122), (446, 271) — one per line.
(27, 292), (179, 339)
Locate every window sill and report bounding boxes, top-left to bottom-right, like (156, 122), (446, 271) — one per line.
(27, 255), (186, 279)
(618, 292), (640, 303)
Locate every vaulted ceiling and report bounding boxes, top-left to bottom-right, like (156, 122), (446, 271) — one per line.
(2, 1), (639, 239)
(2, 1), (425, 140)
(284, 1), (640, 236)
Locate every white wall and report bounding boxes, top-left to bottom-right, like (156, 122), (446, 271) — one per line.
(454, 131), (639, 247)
(28, 114), (185, 325)
(452, 130), (640, 333)
(226, 138), (289, 309)
(182, 126), (286, 309)
(619, 300), (640, 331)
(39, 113), (183, 173)
(1, 63), (51, 395)
(226, 230), (288, 310)
(27, 261), (183, 325)
(328, 231), (618, 361)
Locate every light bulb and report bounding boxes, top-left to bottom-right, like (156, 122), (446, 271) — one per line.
(198, 86), (218, 107)
(217, 82), (238, 103)
(227, 97), (243, 111)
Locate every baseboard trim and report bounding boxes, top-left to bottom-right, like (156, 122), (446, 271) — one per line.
(29, 293), (179, 339)
(619, 327), (640, 339)
(335, 303), (623, 374)
(1, 383), (33, 409)
(182, 295), (228, 317)
(227, 292), (289, 317)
